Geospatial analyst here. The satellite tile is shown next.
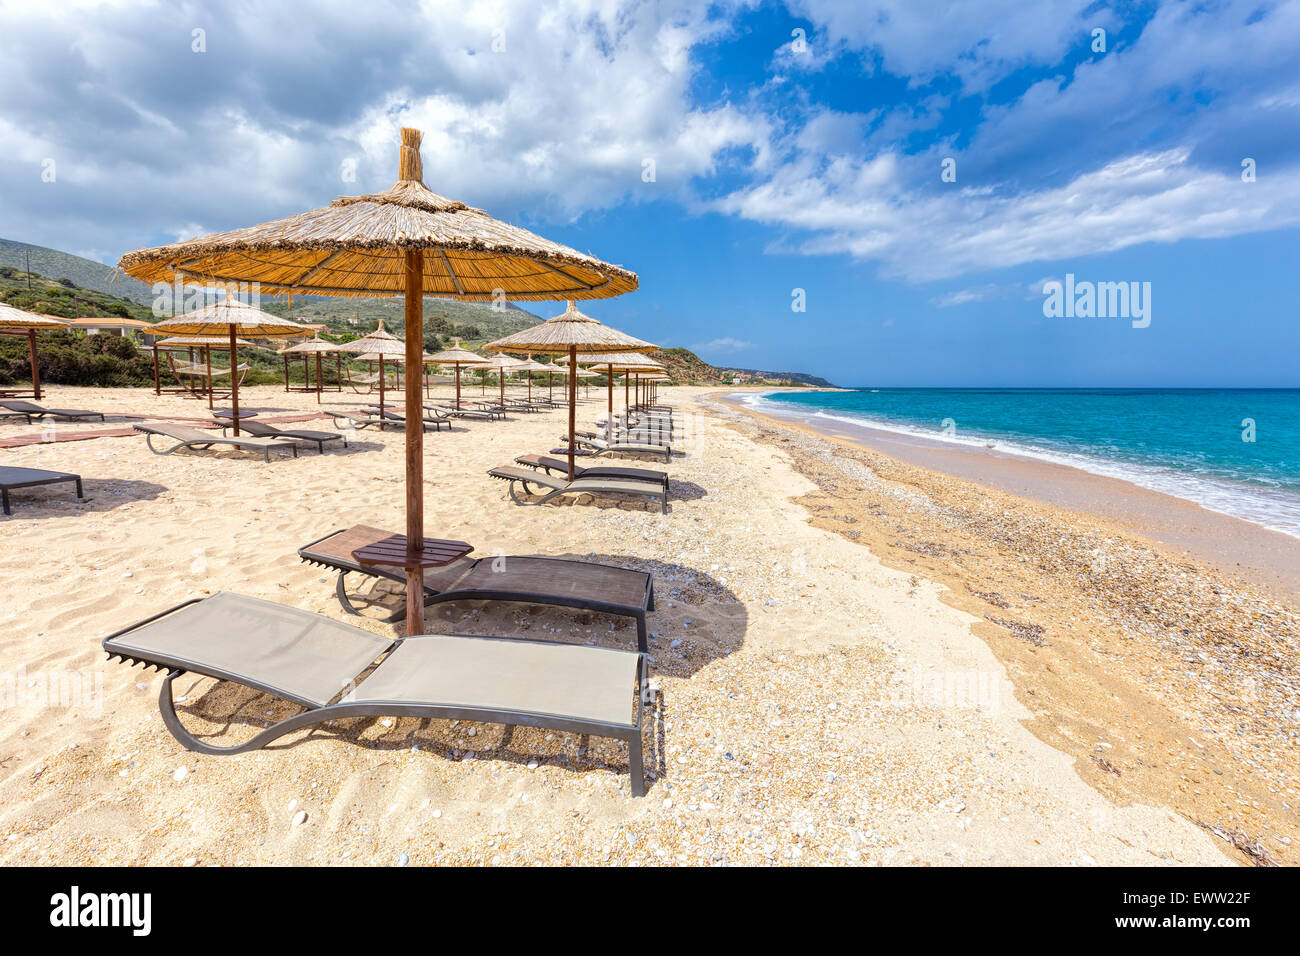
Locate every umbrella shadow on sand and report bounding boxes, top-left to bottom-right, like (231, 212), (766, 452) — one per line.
(1, 478), (167, 520)
(168, 557), (748, 795)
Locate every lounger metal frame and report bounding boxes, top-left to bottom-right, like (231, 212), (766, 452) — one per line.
(134, 425), (299, 462)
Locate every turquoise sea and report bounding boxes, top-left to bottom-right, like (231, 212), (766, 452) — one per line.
(743, 389), (1300, 538)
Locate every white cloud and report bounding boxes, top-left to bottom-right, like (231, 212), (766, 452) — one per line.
(0, 0), (770, 251)
(691, 336), (755, 353)
(717, 0), (1300, 281)
(724, 147), (1300, 281)
(785, 0), (1110, 92)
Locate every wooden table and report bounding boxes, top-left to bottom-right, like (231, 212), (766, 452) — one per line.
(352, 534), (474, 632)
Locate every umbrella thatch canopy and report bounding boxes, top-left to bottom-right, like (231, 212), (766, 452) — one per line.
(426, 338), (487, 406)
(486, 302), (657, 478)
(121, 128), (636, 636)
(153, 300), (305, 426)
(158, 335), (253, 348)
(280, 335), (338, 354)
(0, 306), (69, 401)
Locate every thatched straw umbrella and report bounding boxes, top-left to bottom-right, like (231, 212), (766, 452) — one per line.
(510, 355), (551, 404)
(485, 301), (655, 480)
(426, 338), (487, 407)
(120, 128), (636, 635)
(337, 319), (406, 411)
(475, 353), (525, 413)
(0, 306), (69, 401)
(557, 349), (661, 442)
(152, 300), (304, 429)
(281, 334), (342, 404)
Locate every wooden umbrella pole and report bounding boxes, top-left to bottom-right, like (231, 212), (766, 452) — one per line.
(228, 326), (241, 435)
(27, 328), (40, 401)
(378, 356), (385, 417)
(282, 355), (289, 391)
(404, 249), (425, 636)
(567, 344), (578, 481)
(455, 364), (461, 406)
(152, 341), (160, 395)
(315, 352), (323, 403)
(205, 345), (214, 410)
(607, 363), (614, 443)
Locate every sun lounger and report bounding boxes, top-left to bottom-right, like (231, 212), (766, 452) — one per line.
(425, 403), (502, 422)
(332, 409), (449, 432)
(565, 433), (672, 462)
(134, 423), (299, 461)
(0, 400), (105, 424)
(0, 466), (84, 515)
(514, 454), (668, 492)
(238, 420), (347, 453)
(489, 464), (668, 513)
(299, 525), (654, 646)
(102, 591), (648, 796)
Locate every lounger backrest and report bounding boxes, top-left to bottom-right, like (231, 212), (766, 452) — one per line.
(0, 400), (40, 413)
(135, 422), (215, 442)
(489, 465), (568, 491)
(240, 421), (280, 437)
(103, 591), (393, 708)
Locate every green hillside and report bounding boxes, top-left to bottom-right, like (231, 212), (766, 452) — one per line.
(0, 266), (155, 321)
(0, 238), (153, 305)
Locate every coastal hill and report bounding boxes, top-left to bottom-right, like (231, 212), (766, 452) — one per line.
(0, 238), (153, 305)
(0, 242), (833, 387)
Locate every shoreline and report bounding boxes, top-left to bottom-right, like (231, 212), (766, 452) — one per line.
(720, 391), (1300, 604)
(711, 389), (1298, 865)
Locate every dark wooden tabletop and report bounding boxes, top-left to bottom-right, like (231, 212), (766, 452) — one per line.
(352, 533), (474, 570)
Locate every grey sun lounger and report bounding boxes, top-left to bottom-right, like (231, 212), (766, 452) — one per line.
(489, 464), (668, 513)
(134, 423), (300, 462)
(514, 454), (668, 493)
(299, 524), (653, 647)
(425, 403), (502, 421)
(102, 591), (648, 796)
(564, 433), (672, 462)
(0, 466), (84, 515)
(237, 420), (348, 453)
(334, 408), (450, 432)
(0, 400), (105, 424)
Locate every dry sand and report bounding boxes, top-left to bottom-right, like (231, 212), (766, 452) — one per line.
(0, 384), (1239, 865)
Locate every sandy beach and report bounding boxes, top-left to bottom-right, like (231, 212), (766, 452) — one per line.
(2, 383), (1288, 865)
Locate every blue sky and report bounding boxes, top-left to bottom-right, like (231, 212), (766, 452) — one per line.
(1, 0), (1297, 386)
